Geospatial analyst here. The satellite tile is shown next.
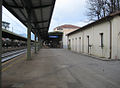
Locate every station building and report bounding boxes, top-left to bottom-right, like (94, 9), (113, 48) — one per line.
(54, 24), (80, 48)
(48, 31), (63, 48)
(67, 11), (120, 59)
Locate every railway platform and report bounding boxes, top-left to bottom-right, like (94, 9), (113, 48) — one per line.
(2, 49), (120, 88)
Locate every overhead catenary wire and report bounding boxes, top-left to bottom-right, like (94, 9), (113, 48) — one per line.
(2, 11), (35, 39)
(2, 11), (27, 35)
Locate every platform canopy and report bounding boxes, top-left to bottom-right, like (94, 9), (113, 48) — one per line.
(3, 0), (56, 39)
(2, 29), (34, 42)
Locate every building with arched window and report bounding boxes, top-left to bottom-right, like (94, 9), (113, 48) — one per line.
(54, 24), (80, 48)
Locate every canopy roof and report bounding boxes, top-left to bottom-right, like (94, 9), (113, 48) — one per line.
(2, 29), (34, 42)
(3, 0), (56, 39)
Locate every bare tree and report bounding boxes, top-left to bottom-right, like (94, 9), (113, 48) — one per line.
(87, 0), (120, 21)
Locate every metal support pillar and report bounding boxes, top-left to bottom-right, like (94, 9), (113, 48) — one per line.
(40, 40), (42, 48)
(38, 36), (40, 51)
(34, 32), (37, 53)
(0, 0), (2, 87)
(40, 40), (43, 48)
(36, 35), (38, 51)
(36, 37), (38, 51)
(27, 13), (31, 60)
(38, 36), (42, 50)
(27, 23), (31, 60)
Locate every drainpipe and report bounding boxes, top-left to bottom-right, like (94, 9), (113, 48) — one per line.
(82, 31), (84, 53)
(0, 0), (2, 87)
(108, 19), (112, 59)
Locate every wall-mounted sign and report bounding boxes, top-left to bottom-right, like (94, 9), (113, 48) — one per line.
(49, 36), (58, 38)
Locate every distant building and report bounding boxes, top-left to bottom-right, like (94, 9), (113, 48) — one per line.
(2, 21), (10, 30)
(48, 32), (63, 48)
(67, 11), (120, 60)
(54, 24), (80, 48)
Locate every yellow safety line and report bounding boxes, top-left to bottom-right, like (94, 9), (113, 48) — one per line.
(2, 51), (34, 72)
(2, 57), (26, 72)
(2, 57), (17, 66)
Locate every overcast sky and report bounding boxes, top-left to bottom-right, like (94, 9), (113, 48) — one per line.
(49, 0), (89, 31)
(2, 0), (90, 38)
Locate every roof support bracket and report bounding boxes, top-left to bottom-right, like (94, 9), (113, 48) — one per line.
(0, 0), (2, 87)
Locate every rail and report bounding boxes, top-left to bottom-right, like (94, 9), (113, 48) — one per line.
(1, 49), (27, 62)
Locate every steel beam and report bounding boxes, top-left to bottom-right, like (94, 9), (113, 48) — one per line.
(23, 20), (48, 24)
(0, 0), (2, 87)
(6, 4), (53, 9)
(32, 27), (48, 30)
(12, 0), (27, 20)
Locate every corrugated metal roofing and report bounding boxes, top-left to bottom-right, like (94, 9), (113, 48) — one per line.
(3, 0), (56, 39)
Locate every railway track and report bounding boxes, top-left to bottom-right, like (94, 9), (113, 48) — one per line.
(1, 49), (27, 63)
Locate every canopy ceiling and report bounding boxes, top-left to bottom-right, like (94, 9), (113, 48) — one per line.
(3, 0), (56, 39)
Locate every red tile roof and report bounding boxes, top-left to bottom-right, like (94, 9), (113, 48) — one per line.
(54, 24), (80, 30)
(60, 24), (80, 28)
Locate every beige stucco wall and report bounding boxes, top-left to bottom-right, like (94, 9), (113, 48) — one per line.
(63, 28), (78, 49)
(68, 16), (120, 59)
(112, 16), (120, 59)
(87, 22), (110, 58)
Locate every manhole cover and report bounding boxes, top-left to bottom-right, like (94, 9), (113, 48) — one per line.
(11, 83), (24, 88)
